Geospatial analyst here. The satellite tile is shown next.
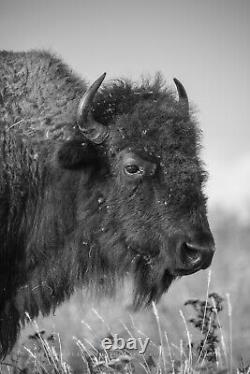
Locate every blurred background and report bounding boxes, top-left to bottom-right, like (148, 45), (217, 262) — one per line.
(1, 0), (250, 369)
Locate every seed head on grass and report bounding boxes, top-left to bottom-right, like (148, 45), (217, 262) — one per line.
(185, 292), (224, 364)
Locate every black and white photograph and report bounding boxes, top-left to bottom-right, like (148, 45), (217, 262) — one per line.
(0, 1), (249, 373)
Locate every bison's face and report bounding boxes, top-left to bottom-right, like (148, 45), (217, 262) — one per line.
(103, 98), (215, 305)
(58, 74), (214, 306)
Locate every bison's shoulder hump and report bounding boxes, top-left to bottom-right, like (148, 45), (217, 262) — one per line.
(0, 50), (88, 141)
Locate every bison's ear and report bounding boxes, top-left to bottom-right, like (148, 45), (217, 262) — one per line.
(57, 139), (100, 169)
(77, 73), (109, 144)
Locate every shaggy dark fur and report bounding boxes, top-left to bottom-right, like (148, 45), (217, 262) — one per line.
(0, 50), (214, 358)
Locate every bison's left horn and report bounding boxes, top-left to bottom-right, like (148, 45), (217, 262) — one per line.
(173, 78), (189, 115)
(77, 73), (108, 144)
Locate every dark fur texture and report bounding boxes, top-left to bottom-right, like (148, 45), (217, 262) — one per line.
(0, 50), (214, 357)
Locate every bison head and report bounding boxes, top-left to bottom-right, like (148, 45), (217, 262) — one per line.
(57, 74), (215, 307)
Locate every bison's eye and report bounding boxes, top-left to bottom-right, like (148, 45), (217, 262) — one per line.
(121, 151), (156, 179)
(124, 164), (142, 175)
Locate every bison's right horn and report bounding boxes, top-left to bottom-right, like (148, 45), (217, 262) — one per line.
(77, 73), (108, 144)
(173, 78), (189, 115)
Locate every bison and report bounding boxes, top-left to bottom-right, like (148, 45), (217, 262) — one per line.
(0, 50), (215, 357)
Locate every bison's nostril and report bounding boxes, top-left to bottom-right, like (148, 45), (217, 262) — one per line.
(181, 242), (203, 265)
(178, 241), (215, 274)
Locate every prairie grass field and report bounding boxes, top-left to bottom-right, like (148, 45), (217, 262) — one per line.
(1, 207), (250, 373)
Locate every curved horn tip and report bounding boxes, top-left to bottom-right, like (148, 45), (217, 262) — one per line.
(77, 72), (107, 125)
(173, 77), (187, 97)
(88, 72), (107, 91)
(173, 77), (189, 112)
(96, 72), (107, 85)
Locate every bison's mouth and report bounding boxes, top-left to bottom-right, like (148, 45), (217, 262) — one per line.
(129, 236), (214, 308)
(131, 252), (212, 308)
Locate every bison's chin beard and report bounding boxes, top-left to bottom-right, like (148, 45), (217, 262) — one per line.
(132, 256), (176, 309)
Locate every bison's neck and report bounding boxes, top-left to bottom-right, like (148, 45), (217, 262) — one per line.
(12, 167), (115, 315)
(1, 160), (133, 342)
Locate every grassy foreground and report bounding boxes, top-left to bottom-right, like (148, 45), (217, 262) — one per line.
(1, 209), (250, 373)
(1, 289), (249, 374)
